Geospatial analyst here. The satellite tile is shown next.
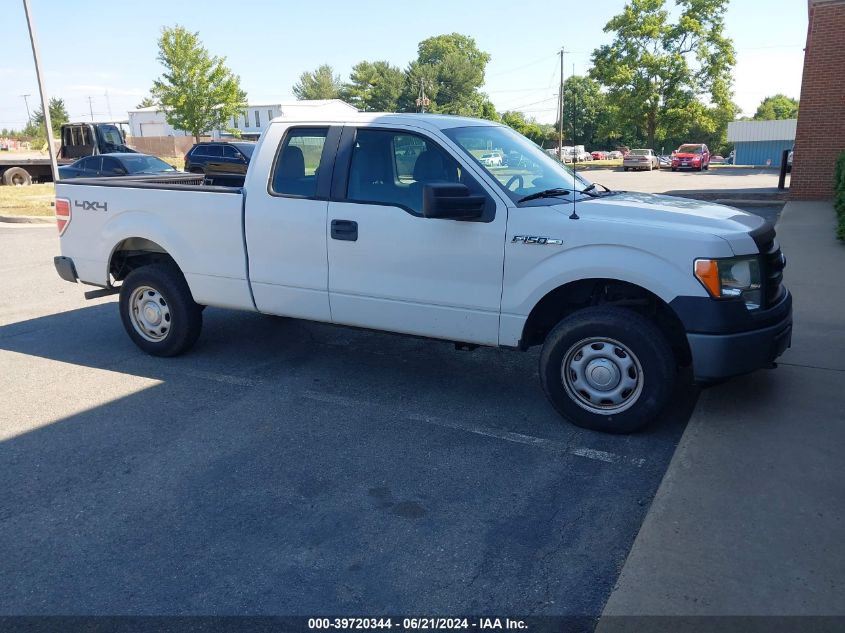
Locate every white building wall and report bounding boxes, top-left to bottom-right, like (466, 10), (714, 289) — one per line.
(727, 119), (798, 143)
(130, 100), (358, 139)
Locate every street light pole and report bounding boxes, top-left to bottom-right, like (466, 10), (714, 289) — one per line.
(22, 0), (58, 182)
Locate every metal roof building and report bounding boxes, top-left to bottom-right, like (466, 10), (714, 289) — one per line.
(727, 119), (797, 167)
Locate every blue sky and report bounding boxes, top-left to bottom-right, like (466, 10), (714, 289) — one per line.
(1, 0), (807, 129)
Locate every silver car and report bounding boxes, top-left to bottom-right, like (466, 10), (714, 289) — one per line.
(623, 149), (660, 171)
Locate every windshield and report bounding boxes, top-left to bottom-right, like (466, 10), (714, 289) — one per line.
(121, 155), (176, 174)
(676, 145), (702, 154)
(443, 125), (591, 204)
(234, 143), (255, 158)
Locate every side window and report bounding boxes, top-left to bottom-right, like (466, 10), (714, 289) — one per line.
(270, 127), (328, 197)
(191, 146), (208, 157)
(223, 145), (239, 159)
(347, 129), (476, 215)
(84, 156), (102, 174)
(206, 145), (224, 158)
(101, 157), (125, 175)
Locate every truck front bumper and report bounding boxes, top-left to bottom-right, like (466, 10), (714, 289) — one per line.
(671, 290), (793, 382)
(54, 256), (78, 283)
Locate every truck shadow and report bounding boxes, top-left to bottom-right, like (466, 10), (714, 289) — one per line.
(0, 304), (698, 616)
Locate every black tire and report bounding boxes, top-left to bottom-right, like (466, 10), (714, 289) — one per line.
(671, 167), (677, 172)
(119, 264), (202, 357)
(623, 167), (629, 172)
(539, 306), (676, 434)
(2, 167), (32, 186)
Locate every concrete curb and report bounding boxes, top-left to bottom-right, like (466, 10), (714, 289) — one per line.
(0, 215), (53, 224)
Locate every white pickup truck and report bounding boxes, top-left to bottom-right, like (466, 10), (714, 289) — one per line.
(53, 113), (791, 433)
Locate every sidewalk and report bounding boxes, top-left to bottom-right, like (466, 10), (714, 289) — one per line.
(597, 201), (845, 623)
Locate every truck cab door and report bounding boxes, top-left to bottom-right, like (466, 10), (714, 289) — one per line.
(326, 125), (507, 346)
(244, 125), (341, 322)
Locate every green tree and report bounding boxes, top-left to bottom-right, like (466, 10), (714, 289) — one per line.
(136, 96), (157, 109)
(753, 94), (798, 120)
(401, 33), (492, 116)
(501, 111), (546, 145)
(590, 0), (736, 148)
(29, 97), (69, 136)
(150, 25), (247, 142)
(342, 61), (404, 111)
(557, 76), (610, 148)
(293, 64), (343, 100)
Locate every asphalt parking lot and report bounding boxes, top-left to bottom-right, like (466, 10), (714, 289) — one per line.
(1, 185), (780, 618)
(1, 224), (696, 618)
(581, 166), (788, 198)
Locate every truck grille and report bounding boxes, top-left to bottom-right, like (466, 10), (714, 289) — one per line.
(758, 233), (786, 307)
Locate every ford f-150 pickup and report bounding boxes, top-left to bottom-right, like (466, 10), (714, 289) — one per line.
(53, 113), (792, 433)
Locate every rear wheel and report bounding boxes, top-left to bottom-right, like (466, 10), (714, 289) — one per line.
(2, 167), (32, 186)
(539, 307), (676, 434)
(119, 264), (203, 357)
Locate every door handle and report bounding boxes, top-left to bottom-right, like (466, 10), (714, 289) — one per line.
(331, 219), (358, 241)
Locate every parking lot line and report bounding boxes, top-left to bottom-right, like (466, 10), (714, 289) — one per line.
(302, 389), (646, 468)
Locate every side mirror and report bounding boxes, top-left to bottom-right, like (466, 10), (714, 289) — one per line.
(422, 183), (485, 220)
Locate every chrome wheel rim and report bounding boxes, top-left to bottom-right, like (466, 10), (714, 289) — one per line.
(561, 337), (643, 415)
(129, 285), (171, 342)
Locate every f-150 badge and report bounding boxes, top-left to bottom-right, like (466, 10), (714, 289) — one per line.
(512, 235), (563, 245)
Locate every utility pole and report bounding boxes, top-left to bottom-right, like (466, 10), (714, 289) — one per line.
(22, 0), (58, 182)
(104, 91), (113, 119)
(415, 78), (430, 113)
(20, 94), (32, 124)
(557, 47), (565, 160)
(87, 96), (94, 121)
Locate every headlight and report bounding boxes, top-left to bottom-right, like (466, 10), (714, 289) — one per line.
(694, 256), (762, 310)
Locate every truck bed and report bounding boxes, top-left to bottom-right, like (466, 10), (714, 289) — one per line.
(55, 174), (255, 311)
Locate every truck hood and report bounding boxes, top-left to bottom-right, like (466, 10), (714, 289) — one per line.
(568, 192), (766, 253)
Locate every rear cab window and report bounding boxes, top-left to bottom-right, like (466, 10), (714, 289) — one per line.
(270, 128), (329, 198)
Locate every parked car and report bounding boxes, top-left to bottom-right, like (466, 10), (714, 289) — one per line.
(671, 143), (710, 171)
(787, 150), (793, 173)
(54, 113), (791, 435)
(58, 153), (180, 180)
(185, 141), (256, 177)
(607, 150), (624, 160)
(710, 155), (726, 164)
(479, 152), (503, 167)
(591, 151), (607, 160)
(623, 149), (660, 171)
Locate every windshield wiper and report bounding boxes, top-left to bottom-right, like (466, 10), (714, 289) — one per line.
(518, 185), (607, 204)
(517, 188), (573, 203)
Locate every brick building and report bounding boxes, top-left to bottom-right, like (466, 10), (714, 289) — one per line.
(791, 0), (845, 199)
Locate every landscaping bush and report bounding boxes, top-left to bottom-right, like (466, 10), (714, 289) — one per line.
(836, 151), (845, 241)
(834, 151), (845, 241)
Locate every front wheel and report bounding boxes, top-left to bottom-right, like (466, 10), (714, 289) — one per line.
(119, 264), (203, 357)
(539, 307), (676, 433)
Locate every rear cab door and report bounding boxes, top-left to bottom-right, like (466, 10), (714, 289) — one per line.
(244, 122), (341, 322)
